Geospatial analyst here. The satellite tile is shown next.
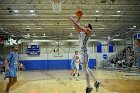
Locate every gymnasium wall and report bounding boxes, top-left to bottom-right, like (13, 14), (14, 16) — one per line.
(18, 41), (113, 70)
(19, 53), (96, 70)
(21, 41), (117, 54)
(0, 39), (133, 70)
(19, 52), (117, 70)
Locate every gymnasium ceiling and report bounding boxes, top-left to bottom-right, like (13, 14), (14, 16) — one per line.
(0, 0), (140, 41)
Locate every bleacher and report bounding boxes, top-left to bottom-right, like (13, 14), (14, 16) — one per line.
(101, 47), (136, 70)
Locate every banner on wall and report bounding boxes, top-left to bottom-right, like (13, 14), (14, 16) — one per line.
(103, 54), (108, 59)
(134, 33), (140, 39)
(97, 42), (102, 53)
(27, 45), (40, 55)
(4, 38), (17, 46)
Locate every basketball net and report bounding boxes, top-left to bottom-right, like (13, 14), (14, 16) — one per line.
(50, 0), (62, 13)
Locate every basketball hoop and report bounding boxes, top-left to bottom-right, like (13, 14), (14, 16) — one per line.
(50, 0), (62, 13)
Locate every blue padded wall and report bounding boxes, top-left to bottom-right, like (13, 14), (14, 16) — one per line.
(20, 60), (46, 70)
(88, 59), (96, 68)
(20, 59), (96, 70)
(47, 60), (71, 70)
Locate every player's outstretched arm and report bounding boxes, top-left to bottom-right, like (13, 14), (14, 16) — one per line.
(68, 16), (86, 33)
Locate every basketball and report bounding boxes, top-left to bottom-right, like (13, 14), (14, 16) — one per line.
(75, 9), (83, 17)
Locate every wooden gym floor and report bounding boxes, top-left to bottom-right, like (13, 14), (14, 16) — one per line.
(0, 69), (140, 93)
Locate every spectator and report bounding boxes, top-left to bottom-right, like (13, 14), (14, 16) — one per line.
(134, 39), (140, 71)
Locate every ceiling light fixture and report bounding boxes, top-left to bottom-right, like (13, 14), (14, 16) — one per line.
(96, 10), (99, 13)
(114, 34), (120, 36)
(30, 10), (34, 13)
(111, 15), (122, 16)
(94, 15), (101, 17)
(91, 34), (96, 36)
(67, 28), (75, 29)
(69, 33), (73, 37)
(33, 40), (52, 42)
(117, 10), (121, 13)
(37, 27), (42, 29)
(27, 33), (30, 37)
(14, 10), (19, 13)
(108, 36), (111, 39)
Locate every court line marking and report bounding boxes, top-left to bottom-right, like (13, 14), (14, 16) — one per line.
(11, 79), (113, 93)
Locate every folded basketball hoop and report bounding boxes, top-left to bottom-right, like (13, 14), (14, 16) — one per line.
(50, 0), (62, 13)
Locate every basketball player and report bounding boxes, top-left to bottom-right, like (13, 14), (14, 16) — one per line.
(134, 39), (140, 72)
(4, 45), (21, 93)
(75, 55), (80, 80)
(68, 16), (100, 92)
(70, 51), (79, 80)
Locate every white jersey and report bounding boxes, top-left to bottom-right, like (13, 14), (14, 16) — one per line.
(79, 32), (89, 50)
(79, 32), (90, 63)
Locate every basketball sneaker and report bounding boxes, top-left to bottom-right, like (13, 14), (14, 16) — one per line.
(86, 87), (93, 93)
(94, 81), (101, 92)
